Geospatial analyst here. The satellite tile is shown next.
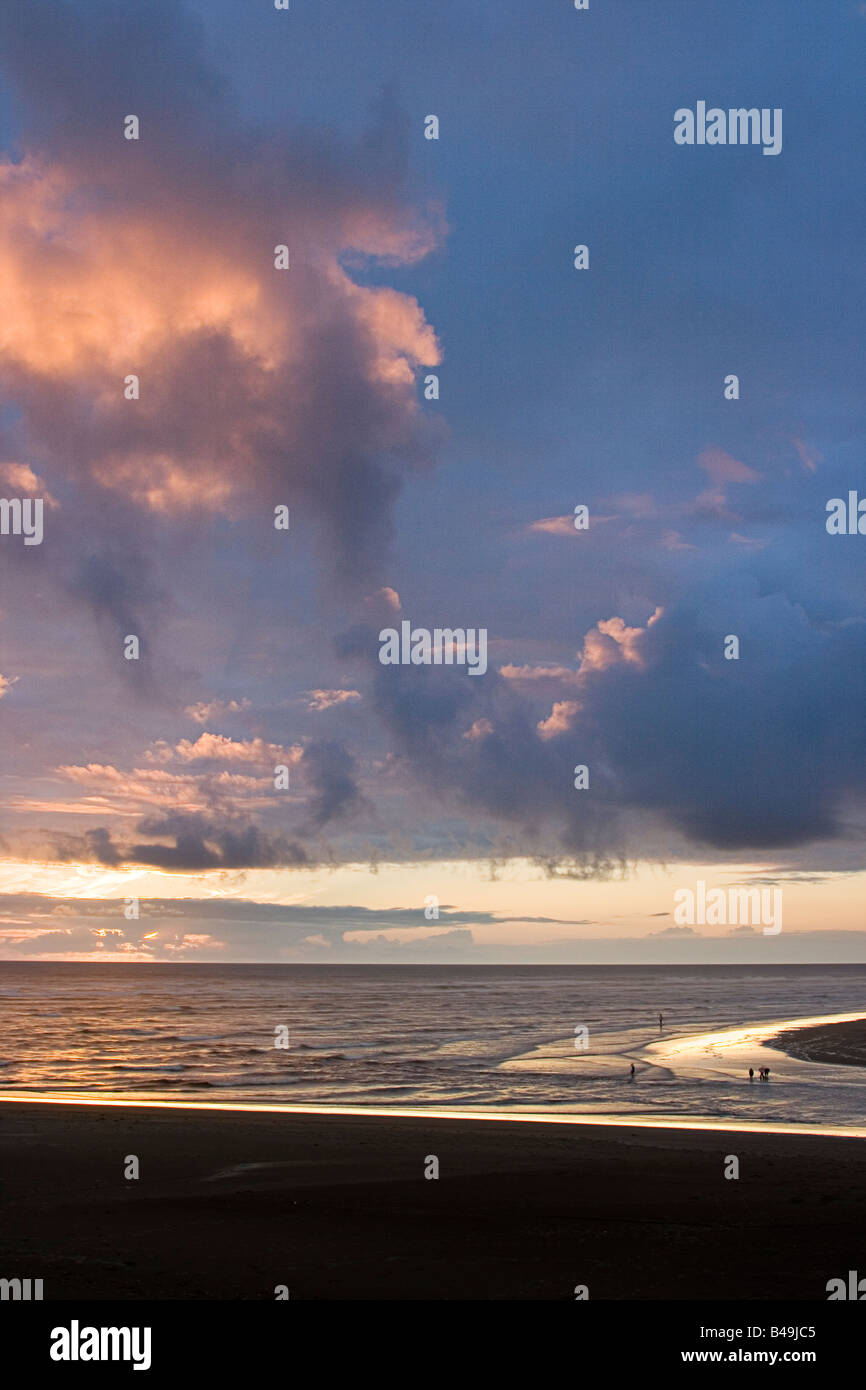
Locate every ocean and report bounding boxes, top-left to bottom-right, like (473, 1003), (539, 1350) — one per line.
(0, 962), (864, 1129)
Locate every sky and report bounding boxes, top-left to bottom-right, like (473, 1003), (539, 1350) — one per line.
(0, 0), (865, 963)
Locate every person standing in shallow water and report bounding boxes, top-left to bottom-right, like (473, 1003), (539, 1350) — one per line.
(658, 1013), (663, 1031)
(749, 1068), (754, 1081)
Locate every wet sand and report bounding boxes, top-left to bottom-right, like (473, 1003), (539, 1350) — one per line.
(768, 1018), (866, 1068)
(1, 1100), (864, 1300)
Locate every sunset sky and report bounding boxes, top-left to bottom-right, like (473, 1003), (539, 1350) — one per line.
(1, 0), (865, 962)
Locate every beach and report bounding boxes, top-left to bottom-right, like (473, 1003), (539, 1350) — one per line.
(1, 1100), (864, 1300)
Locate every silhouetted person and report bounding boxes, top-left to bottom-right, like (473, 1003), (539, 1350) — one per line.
(749, 1068), (754, 1081)
(630, 1063), (635, 1079)
(658, 1013), (663, 1031)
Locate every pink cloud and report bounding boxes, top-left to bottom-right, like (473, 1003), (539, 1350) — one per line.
(164, 934), (225, 953)
(662, 530), (696, 551)
(307, 689), (361, 711)
(537, 701), (581, 741)
(528, 515), (576, 536)
(171, 734), (302, 765)
(0, 460), (59, 505)
(464, 718), (494, 741)
(499, 664), (582, 686)
(0, 110), (445, 581)
(729, 532), (769, 550)
(365, 586), (402, 614)
(697, 447), (760, 485)
(184, 698), (251, 724)
(602, 492), (659, 519)
(578, 608), (663, 675)
(791, 436), (820, 473)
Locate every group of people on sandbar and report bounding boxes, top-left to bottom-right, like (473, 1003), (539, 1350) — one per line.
(748, 1066), (771, 1081)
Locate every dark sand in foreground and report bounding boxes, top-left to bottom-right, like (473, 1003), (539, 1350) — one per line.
(1, 1102), (864, 1300)
(769, 1018), (866, 1068)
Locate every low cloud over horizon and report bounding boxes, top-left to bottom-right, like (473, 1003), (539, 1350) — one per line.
(2, 891), (866, 965)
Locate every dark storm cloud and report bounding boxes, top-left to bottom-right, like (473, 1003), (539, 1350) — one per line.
(83, 827), (122, 867)
(341, 588), (866, 857)
(299, 740), (365, 832)
(71, 546), (161, 652)
(339, 621), (624, 869)
(0, 0), (229, 153)
(129, 813), (309, 871)
(31, 816), (309, 872)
